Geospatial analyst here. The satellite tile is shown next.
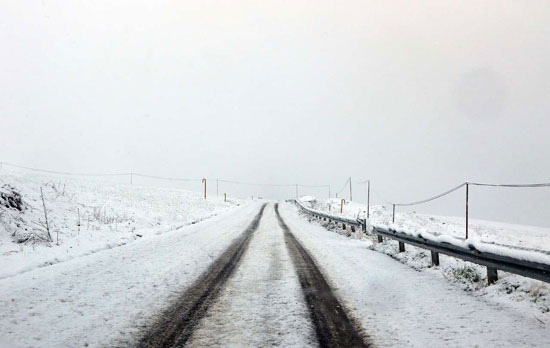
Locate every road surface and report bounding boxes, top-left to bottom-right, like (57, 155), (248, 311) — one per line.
(0, 202), (547, 347)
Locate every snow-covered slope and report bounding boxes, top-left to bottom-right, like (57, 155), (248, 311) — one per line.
(0, 170), (243, 279)
(299, 196), (550, 253)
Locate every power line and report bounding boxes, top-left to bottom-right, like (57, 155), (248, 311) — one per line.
(217, 179), (295, 187)
(132, 173), (200, 182)
(390, 180), (550, 207)
(336, 178), (350, 196)
(468, 181), (550, 188)
(1, 162), (129, 177)
(392, 183), (467, 207)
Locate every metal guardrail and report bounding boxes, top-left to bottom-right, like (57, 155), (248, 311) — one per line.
(295, 200), (550, 285)
(294, 200), (364, 232)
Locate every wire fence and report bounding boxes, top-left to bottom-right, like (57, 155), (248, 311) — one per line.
(367, 180), (550, 239)
(2, 161), (548, 237)
(0, 162), (332, 199)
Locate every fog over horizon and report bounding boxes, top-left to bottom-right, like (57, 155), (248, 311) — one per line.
(1, 1), (549, 227)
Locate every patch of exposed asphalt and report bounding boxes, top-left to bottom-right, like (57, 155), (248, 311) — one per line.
(275, 203), (371, 348)
(136, 203), (267, 348)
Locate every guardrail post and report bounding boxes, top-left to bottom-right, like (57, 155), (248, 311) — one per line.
(351, 225), (355, 232)
(398, 242), (405, 252)
(377, 235), (384, 243)
(342, 223), (346, 230)
(487, 267), (498, 285)
(341, 199), (345, 214)
(362, 220), (366, 232)
(430, 251), (440, 266)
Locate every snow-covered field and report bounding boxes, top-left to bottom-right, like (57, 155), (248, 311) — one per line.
(279, 203), (550, 347)
(0, 169), (242, 280)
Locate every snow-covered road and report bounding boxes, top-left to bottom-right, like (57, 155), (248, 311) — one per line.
(186, 204), (317, 347)
(1, 201), (548, 348)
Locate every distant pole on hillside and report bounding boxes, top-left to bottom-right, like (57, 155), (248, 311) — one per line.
(465, 183), (469, 239)
(216, 179), (219, 196)
(367, 180), (370, 219)
(328, 185), (331, 199)
(202, 178), (207, 199)
(349, 176), (353, 202)
(295, 184), (298, 198)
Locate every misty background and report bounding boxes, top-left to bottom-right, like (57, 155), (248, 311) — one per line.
(1, 1), (549, 227)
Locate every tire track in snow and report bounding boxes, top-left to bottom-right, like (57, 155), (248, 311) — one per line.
(185, 204), (318, 347)
(137, 203), (267, 348)
(275, 203), (371, 348)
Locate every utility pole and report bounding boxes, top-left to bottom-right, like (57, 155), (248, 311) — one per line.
(216, 179), (219, 196)
(295, 184), (298, 198)
(349, 176), (353, 202)
(367, 180), (370, 219)
(328, 186), (331, 199)
(465, 183), (469, 239)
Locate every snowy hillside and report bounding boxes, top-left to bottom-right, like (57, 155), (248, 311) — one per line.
(0, 170), (243, 279)
(299, 196), (550, 253)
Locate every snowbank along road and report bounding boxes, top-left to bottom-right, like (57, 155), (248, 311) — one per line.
(138, 202), (370, 348)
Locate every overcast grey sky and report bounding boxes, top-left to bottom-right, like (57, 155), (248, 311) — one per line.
(1, 1), (549, 226)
